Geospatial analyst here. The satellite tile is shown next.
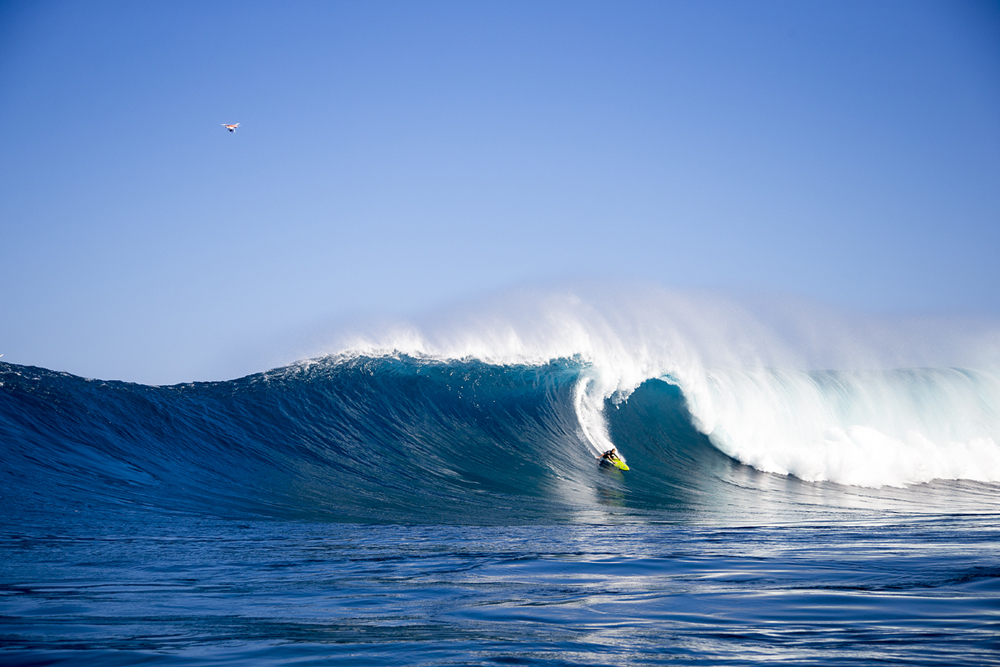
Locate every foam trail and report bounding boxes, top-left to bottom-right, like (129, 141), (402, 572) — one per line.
(302, 284), (1000, 487)
(573, 376), (616, 456)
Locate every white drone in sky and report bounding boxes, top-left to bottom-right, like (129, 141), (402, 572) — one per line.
(222, 123), (240, 133)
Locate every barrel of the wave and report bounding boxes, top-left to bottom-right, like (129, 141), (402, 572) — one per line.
(600, 448), (629, 471)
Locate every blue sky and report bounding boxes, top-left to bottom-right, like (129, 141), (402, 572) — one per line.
(1, 0), (998, 383)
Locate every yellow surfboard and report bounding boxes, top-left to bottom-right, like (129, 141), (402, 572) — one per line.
(600, 450), (629, 471)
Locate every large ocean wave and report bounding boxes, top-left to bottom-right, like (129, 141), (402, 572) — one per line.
(3, 287), (999, 524)
(303, 286), (1000, 488)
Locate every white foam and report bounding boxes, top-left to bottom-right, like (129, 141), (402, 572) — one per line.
(303, 284), (1000, 487)
(689, 367), (1000, 487)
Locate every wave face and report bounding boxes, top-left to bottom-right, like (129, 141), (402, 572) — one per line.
(0, 357), (580, 523)
(3, 349), (999, 525)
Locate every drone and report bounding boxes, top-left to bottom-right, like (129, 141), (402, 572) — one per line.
(222, 123), (240, 133)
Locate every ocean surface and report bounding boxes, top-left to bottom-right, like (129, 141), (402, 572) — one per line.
(3, 294), (1000, 665)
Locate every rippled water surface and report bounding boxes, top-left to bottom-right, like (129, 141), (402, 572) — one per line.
(3, 516), (998, 666)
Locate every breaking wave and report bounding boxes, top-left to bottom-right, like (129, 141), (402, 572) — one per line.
(2, 286), (999, 524)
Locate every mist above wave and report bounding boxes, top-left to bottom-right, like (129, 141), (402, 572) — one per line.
(301, 284), (998, 374)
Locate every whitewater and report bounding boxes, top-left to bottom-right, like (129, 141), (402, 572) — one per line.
(2, 285), (999, 665)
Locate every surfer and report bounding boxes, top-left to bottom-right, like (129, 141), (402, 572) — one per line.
(222, 123), (240, 133)
(600, 448), (629, 470)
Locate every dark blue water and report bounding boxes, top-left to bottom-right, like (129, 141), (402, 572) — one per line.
(2, 357), (999, 665)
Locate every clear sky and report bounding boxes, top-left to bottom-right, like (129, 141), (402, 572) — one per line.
(1, 0), (998, 383)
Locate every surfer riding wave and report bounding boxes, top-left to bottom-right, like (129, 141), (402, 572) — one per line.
(600, 447), (629, 471)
